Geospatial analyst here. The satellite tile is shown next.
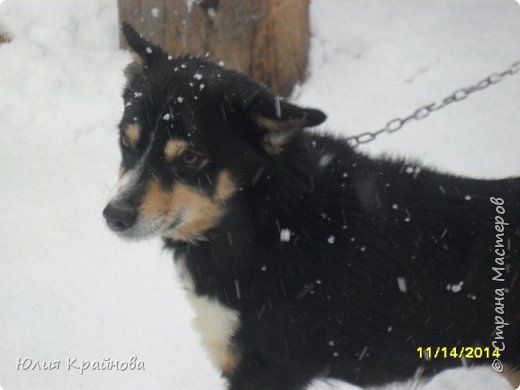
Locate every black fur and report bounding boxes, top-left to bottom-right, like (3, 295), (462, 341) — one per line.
(108, 23), (520, 389)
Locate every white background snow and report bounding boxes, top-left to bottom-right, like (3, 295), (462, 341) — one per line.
(0, 0), (519, 389)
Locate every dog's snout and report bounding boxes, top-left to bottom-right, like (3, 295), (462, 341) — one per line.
(103, 202), (137, 232)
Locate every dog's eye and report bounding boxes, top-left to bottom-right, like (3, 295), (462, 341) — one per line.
(121, 134), (131, 148)
(181, 151), (200, 166)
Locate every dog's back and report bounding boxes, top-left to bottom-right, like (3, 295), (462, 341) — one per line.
(221, 132), (520, 384)
(290, 133), (520, 382)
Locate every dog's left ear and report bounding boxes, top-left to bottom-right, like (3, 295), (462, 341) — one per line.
(121, 22), (166, 69)
(247, 93), (326, 154)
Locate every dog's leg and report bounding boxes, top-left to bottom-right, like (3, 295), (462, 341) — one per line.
(227, 359), (314, 390)
(501, 366), (520, 388)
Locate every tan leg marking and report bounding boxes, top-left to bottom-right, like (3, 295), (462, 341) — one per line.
(501, 366), (520, 387)
(219, 351), (240, 376)
(175, 257), (241, 376)
(164, 139), (188, 161)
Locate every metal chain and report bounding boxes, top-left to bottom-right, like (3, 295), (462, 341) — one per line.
(346, 60), (520, 148)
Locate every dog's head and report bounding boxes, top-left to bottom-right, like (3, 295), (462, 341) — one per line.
(102, 23), (326, 243)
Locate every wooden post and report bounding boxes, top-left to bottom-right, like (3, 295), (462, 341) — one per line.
(118, 0), (310, 96)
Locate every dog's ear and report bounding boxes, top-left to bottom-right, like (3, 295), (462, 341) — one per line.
(246, 92), (326, 154)
(122, 22), (166, 69)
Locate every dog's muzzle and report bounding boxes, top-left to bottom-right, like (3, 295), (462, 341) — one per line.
(103, 201), (137, 232)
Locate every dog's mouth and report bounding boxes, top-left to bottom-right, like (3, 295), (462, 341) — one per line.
(104, 170), (237, 243)
(103, 202), (185, 241)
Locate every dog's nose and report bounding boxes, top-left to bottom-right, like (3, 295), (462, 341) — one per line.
(103, 202), (137, 232)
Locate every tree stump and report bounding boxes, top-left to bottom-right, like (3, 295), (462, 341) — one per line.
(118, 0), (310, 96)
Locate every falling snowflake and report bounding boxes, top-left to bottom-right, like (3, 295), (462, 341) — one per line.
(397, 277), (407, 293)
(319, 154), (334, 167)
(151, 7), (160, 18)
(327, 235), (335, 244)
(358, 346), (368, 360)
(446, 281), (464, 293)
(274, 96), (282, 118)
(280, 229), (291, 242)
(234, 279), (241, 300)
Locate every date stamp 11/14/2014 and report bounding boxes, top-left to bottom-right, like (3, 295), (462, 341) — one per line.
(416, 346), (501, 360)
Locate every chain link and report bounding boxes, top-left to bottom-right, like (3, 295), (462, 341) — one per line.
(346, 60), (520, 148)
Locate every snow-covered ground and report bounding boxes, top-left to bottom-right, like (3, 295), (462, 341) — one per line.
(0, 1), (519, 389)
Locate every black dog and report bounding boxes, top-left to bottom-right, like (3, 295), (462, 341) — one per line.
(103, 23), (520, 389)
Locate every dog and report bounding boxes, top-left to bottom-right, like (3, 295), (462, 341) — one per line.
(103, 23), (520, 389)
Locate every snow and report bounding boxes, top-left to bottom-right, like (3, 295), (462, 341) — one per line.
(310, 367), (513, 390)
(297, 0), (520, 179)
(280, 228), (292, 242)
(397, 277), (408, 293)
(447, 281), (465, 293)
(0, 0), (519, 390)
(150, 7), (160, 18)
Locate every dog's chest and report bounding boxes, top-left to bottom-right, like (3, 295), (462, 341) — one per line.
(175, 255), (241, 375)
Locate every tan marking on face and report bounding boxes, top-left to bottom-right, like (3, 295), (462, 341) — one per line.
(139, 180), (172, 219)
(118, 165), (125, 179)
(215, 170), (238, 202)
(125, 124), (141, 148)
(170, 184), (224, 241)
(164, 139), (189, 161)
(138, 171), (237, 241)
